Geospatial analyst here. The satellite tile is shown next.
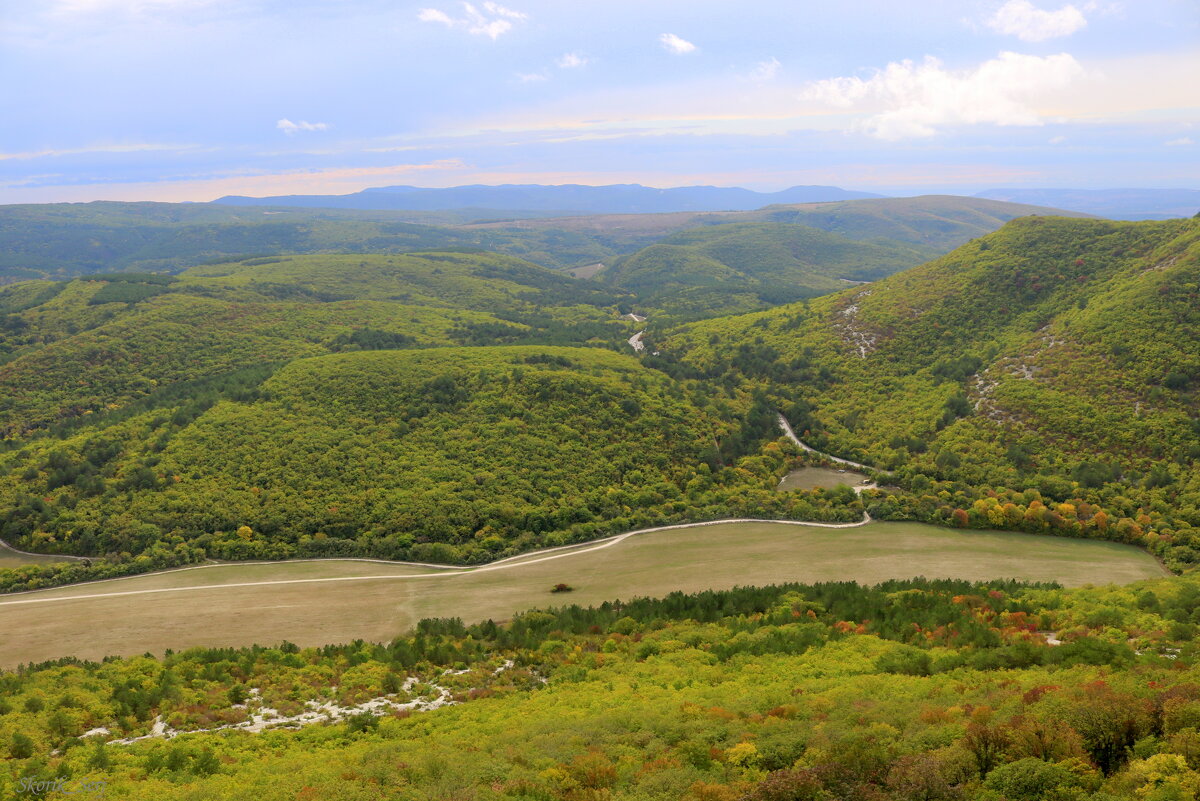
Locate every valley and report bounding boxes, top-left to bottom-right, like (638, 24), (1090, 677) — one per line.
(7, 2), (1199, 795)
(0, 192), (1197, 801)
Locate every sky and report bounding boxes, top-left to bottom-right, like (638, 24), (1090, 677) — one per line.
(0, 0), (1197, 203)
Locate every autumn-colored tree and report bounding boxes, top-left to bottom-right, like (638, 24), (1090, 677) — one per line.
(962, 708), (1009, 777)
(739, 768), (826, 801)
(1064, 681), (1153, 774)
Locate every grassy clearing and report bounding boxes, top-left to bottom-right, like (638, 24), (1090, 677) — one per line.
(0, 521), (1165, 667)
(777, 466), (870, 490)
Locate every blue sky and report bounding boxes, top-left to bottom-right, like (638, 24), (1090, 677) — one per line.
(1, 0), (1196, 202)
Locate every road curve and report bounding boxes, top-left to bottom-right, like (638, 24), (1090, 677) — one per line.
(0, 538), (89, 563)
(776, 413), (886, 474)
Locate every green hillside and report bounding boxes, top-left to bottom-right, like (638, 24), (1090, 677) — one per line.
(659, 216), (1200, 567)
(0, 346), (856, 580)
(0, 248), (877, 591)
(4, 206), (1200, 801)
(760, 194), (1093, 248)
(0, 253), (630, 435)
(3, 218), (1197, 585)
(606, 221), (937, 318)
(175, 251), (617, 308)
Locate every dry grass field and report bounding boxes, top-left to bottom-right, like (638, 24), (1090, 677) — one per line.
(0, 521), (1166, 667)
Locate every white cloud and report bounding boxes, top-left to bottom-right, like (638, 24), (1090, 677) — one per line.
(482, 2), (525, 20)
(659, 33), (695, 55)
(802, 51), (1085, 140)
(987, 0), (1088, 42)
(751, 57), (781, 81)
(417, 8), (454, 25)
(557, 52), (588, 69)
(1048, 135), (1067, 143)
(1166, 137), (1194, 146)
(418, 2), (526, 40)
(516, 72), (548, 83)
(276, 119), (328, 134)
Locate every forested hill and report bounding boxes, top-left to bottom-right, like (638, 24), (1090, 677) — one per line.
(756, 194), (1094, 248)
(601, 221), (938, 319)
(0, 252), (629, 435)
(0, 250), (859, 586)
(0, 202), (635, 281)
(659, 216), (1200, 567)
(468, 194), (1091, 248)
(3, 212), (1198, 588)
(0, 194), (1085, 285)
(664, 216), (1199, 470)
(5, 209), (1200, 801)
(0, 344), (849, 581)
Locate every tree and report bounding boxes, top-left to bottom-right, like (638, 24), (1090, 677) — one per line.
(9, 732), (33, 759)
(963, 710), (1009, 777)
(1065, 682), (1153, 774)
(983, 758), (1080, 800)
(86, 740), (112, 770)
(886, 752), (963, 801)
(741, 769), (826, 801)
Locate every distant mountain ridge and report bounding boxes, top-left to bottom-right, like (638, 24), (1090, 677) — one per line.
(212, 183), (885, 214)
(976, 188), (1200, 220)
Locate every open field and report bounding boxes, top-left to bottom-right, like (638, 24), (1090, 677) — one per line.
(0, 521), (1166, 667)
(777, 466), (870, 490)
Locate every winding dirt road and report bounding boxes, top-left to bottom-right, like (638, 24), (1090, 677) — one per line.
(776, 413), (882, 474)
(0, 516), (871, 608)
(0, 538), (88, 563)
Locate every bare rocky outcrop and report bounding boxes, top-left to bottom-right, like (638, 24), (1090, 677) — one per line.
(831, 291), (878, 358)
(106, 661), (523, 744)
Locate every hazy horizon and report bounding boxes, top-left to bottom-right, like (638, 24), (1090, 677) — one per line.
(2, 0), (1197, 204)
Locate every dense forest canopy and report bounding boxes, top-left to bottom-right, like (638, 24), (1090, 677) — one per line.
(601, 221), (938, 321)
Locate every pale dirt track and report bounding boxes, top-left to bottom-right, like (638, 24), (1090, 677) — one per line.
(0, 516), (870, 608)
(777, 413), (882, 473)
